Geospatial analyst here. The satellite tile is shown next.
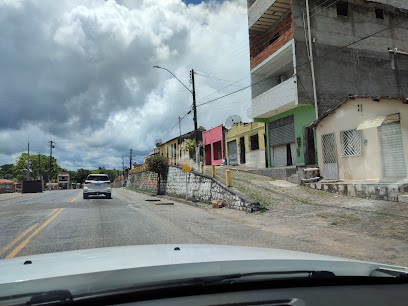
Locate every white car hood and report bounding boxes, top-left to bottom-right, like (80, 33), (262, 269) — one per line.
(0, 245), (406, 299)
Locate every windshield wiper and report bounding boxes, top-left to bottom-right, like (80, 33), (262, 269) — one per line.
(0, 290), (72, 306)
(371, 267), (408, 278)
(71, 270), (335, 301)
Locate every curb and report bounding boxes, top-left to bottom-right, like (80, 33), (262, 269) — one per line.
(156, 194), (211, 210)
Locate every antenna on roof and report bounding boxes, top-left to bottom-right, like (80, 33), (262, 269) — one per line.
(225, 115), (242, 129)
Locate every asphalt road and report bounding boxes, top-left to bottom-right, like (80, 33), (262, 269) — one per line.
(0, 188), (300, 259)
(1, 188), (407, 266)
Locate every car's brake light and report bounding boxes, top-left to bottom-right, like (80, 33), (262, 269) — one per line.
(84, 181), (91, 184)
(104, 182), (111, 184)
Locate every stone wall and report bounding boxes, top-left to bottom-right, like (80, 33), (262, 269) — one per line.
(126, 166), (260, 212)
(126, 171), (158, 193)
(248, 165), (317, 184)
(305, 181), (408, 202)
(163, 166), (260, 212)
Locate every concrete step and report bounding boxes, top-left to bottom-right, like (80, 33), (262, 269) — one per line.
(301, 177), (321, 183)
(398, 194), (408, 203)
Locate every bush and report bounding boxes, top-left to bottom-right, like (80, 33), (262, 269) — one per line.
(146, 155), (169, 178)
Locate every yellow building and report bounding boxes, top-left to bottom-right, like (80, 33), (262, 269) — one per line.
(159, 127), (206, 165)
(225, 122), (266, 168)
(159, 138), (179, 165)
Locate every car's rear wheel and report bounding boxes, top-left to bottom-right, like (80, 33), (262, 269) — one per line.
(106, 194), (112, 199)
(83, 193), (88, 199)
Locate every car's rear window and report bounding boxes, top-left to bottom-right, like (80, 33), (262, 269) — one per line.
(87, 175), (110, 181)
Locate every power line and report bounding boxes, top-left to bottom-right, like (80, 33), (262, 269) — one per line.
(196, 17), (408, 109)
(196, 0), (341, 77)
(194, 72), (246, 86)
(161, 109), (192, 140)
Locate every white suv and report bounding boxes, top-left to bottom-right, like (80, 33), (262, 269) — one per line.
(83, 174), (112, 199)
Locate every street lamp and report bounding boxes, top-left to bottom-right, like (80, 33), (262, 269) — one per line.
(153, 65), (200, 164)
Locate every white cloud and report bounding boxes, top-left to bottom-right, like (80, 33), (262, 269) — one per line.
(0, 0), (250, 169)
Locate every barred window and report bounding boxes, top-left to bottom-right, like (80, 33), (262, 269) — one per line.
(340, 129), (362, 157)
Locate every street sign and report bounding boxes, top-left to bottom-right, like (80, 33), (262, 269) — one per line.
(182, 161), (190, 173)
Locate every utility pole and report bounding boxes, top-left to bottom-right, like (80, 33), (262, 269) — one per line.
(27, 136), (30, 181)
(129, 149), (133, 170)
(190, 69), (199, 164)
(122, 155), (125, 185)
(305, 0), (319, 120)
(48, 141), (55, 191)
(178, 116), (182, 163)
(38, 153), (41, 180)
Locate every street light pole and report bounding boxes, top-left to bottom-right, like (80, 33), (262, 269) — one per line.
(153, 65), (200, 164)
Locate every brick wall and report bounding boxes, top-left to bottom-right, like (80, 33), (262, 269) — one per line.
(250, 12), (294, 70)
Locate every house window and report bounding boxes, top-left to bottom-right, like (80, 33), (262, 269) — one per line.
(340, 129), (362, 157)
(337, 1), (348, 16)
(375, 8), (384, 19)
(250, 134), (259, 150)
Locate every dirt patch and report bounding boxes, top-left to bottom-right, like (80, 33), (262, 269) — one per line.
(208, 166), (408, 248)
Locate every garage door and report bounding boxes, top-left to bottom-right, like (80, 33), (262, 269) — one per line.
(227, 140), (238, 165)
(269, 115), (295, 167)
(380, 122), (406, 177)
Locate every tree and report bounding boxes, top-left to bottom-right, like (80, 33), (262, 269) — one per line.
(146, 155), (169, 195)
(13, 153), (63, 181)
(181, 139), (195, 159)
(0, 164), (15, 179)
(98, 168), (121, 181)
(71, 168), (91, 183)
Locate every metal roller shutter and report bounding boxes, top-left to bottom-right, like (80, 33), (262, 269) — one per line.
(380, 122), (406, 177)
(269, 115), (295, 147)
(272, 144), (287, 166)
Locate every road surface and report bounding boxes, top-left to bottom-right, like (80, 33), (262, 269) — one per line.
(0, 188), (407, 266)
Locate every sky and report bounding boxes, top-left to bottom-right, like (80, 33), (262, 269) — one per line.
(0, 0), (251, 170)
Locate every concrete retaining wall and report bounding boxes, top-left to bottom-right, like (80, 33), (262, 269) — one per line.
(126, 166), (260, 212)
(305, 182), (408, 202)
(248, 165), (318, 184)
(245, 149), (266, 169)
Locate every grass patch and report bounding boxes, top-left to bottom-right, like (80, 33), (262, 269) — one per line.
(330, 221), (338, 226)
(319, 214), (328, 219)
(233, 181), (272, 208)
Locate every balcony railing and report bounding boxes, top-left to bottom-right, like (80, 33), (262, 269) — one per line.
(250, 76), (297, 119)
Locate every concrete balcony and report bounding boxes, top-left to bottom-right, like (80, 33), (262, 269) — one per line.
(248, 0), (291, 32)
(249, 76), (298, 119)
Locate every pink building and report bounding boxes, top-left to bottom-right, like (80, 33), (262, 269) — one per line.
(202, 125), (227, 166)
